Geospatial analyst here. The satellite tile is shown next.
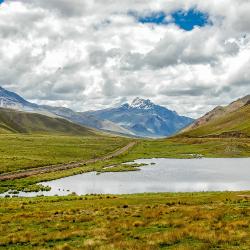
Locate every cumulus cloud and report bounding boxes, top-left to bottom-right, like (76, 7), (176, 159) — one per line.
(0, 0), (249, 118)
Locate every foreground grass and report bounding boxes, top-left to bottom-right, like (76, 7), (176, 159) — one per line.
(0, 192), (249, 249)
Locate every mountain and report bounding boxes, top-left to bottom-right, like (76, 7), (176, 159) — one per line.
(84, 97), (194, 137)
(179, 95), (250, 138)
(0, 86), (129, 135)
(0, 87), (193, 137)
(0, 107), (94, 135)
(0, 86), (39, 112)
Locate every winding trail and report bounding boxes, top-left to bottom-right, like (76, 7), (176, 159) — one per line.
(0, 141), (136, 181)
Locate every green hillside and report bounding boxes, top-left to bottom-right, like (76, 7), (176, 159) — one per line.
(180, 103), (250, 138)
(0, 108), (94, 136)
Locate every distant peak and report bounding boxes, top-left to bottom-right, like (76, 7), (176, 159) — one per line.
(129, 97), (154, 110)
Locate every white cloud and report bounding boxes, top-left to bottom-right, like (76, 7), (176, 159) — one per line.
(0, 0), (249, 118)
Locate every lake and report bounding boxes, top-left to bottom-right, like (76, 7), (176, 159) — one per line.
(2, 158), (250, 197)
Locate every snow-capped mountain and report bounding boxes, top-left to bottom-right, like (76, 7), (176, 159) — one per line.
(0, 87), (193, 137)
(84, 98), (194, 137)
(129, 97), (154, 110)
(0, 86), (39, 111)
(0, 86), (130, 135)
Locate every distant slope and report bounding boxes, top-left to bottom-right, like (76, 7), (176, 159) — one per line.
(0, 108), (94, 135)
(182, 95), (250, 133)
(179, 98), (250, 138)
(84, 97), (194, 138)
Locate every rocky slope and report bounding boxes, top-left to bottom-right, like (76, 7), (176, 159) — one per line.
(179, 95), (250, 137)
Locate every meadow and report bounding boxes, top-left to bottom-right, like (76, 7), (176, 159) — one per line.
(0, 134), (130, 174)
(0, 192), (249, 249)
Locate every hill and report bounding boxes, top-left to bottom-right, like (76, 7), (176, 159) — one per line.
(179, 96), (250, 138)
(0, 108), (94, 135)
(84, 97), (194, 137)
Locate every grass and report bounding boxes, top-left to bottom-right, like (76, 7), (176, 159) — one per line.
(97, 163), (146, 174)
(0, 192), (249, 249)
(0, 134), (130, 174)
(129, 137), (250, 158)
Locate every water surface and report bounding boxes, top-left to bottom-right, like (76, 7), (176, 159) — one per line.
(2, 158), (250, 197)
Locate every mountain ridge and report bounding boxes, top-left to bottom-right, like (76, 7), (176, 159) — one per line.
(182, 95), (250, 133)
(179, 95), (250, 138)
(84, 97), (194, 137)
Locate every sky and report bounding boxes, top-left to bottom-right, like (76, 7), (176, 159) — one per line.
(0, 0), (250, 118)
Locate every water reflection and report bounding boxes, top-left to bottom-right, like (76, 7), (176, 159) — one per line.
(2, 158), (250, 197)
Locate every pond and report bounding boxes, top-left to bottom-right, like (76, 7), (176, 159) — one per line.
(2, 158), (250, 197)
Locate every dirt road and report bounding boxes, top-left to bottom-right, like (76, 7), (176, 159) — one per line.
(0, 141), (136, 181)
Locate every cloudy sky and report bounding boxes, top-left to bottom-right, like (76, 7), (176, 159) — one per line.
(0, 0), (249, 118)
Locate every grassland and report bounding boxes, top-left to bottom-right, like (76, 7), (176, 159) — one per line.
(0, 192), (250, 249)
(0, 134), (130, 174)
(126, 137), (250, 159)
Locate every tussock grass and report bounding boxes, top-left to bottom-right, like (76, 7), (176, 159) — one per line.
(0, 192), (249, 249)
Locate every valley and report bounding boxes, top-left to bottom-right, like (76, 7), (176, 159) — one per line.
(0, 90), (249, 249)
(1, 1), (250, 248)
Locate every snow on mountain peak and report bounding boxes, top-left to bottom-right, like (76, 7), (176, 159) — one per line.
(129, 97), (154, 110)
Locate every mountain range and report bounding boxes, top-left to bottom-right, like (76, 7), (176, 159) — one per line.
(0, 87), (193, 137)
(0, 87), (131, 135)
(1, 86), (249, 138)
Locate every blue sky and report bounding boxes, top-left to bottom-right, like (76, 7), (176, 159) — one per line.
(138, 9), (210, 31)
